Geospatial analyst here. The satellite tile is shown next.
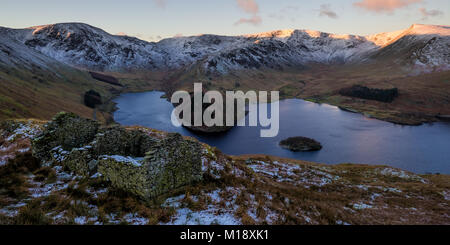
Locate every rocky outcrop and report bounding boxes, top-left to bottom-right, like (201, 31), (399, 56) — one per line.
(279, 136), (322, 152)
(32, 112), (99, 160)
(31, 112), (204, 200)
(98, 133), (203, 199)
(143, 133), (203, 194)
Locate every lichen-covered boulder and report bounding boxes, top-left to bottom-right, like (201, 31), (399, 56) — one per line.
(98, 133), (203, 199)
(94, 126), (157, 157)
(144, 133), (203, 196)
(32, 112), (99, 160)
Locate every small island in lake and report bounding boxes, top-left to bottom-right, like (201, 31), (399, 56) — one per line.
(279, 137), (323, 152)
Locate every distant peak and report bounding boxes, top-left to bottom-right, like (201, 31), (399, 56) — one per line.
(244, 29), (296, 38)
(406, 24), (450, 36)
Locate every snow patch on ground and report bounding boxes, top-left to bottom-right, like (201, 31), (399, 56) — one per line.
(162, 207), (241, 225)
(100, 155), (144, 167)
(123, 213), (149, 225)
(377, 168), (426, 183)
(4, 121), (41, 142)
(352, 203), (373, 210)
(51, 146), (69, 163)
(247, 160), (340, 188)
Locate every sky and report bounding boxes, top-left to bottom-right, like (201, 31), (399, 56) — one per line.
(0, 0), (448, 41)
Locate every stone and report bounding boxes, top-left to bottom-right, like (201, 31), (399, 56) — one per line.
(98, 133), (203, 199)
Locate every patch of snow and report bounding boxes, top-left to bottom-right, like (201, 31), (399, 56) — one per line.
(162, 207), (241, 225)
(370, 193), (382, 201)
(206, 190), (222, 203)
(51, 146), (69, 163)
(377, 167), (427, 183)
(336, 220), (351, 225)
(0, 202), (26, 217)
(5, 122), (41, 142)
(101, 155), (144, 167)
(162, 194), (186, 209)
(442, 191), (450, 201)
(74, 216), (88, 225)
(123, 213), (149, 225)
(352, 203), (373, 210)
(248, 160), (340, 188)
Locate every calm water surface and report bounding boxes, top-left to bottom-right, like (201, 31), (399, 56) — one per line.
(113, 91), (450, 174)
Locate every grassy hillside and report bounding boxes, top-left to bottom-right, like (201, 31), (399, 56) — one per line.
(0, 63), (163, 123)
(166, 61), (450, 125)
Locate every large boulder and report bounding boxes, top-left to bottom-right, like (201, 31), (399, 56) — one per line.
(32, 112), (99, 160)
(144, 133), (203, 195)
(31, 112), (203, 200)
(98, 133), (203, 199)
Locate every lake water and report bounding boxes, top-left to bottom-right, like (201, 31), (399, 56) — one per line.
(113, 91), (450, 174)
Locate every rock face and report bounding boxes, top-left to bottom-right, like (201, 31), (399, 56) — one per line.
(31, 112), (204, 200)
(279, 137), (322, 152)
(98, 133), (203, 199)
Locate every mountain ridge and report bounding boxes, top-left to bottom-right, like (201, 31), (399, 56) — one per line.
(1, 22), (448, 73)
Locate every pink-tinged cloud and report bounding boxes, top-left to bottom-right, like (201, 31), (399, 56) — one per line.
(116, 32), (127, 36)
(234, 15), (262, 26)
(354, 0), (422, 13)
(319, 4), (338, 19)
(419, 8), (444, 20)
(236, 0), (259, 14)
(154, 0), (166, 8)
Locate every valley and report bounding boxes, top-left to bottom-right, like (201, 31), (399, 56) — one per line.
(0, 22), (449, 226)
(1, 23), (449, 125)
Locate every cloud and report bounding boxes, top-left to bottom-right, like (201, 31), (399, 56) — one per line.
(234, 15), (262, 26)
(419, 8), (444, 20)
(236, 0), (259, 14)
(234, 0), (261, 26)
(116, 32), (127, 36)
(319, 4), (338, 19)
(153, 0), (166, 8)
(354, 0), (423, 13)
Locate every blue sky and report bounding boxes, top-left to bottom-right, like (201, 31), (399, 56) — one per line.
(1, 0), (448, 41)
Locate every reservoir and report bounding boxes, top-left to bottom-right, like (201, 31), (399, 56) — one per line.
(113, 91), (450, 174)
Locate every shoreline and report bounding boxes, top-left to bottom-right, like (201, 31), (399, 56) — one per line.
(107, 89), (448, 127)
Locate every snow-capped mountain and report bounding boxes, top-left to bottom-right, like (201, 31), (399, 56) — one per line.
(0, 23), (448, 73)
(22, 23), (165, 71)
(371, 24), (450, 72)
